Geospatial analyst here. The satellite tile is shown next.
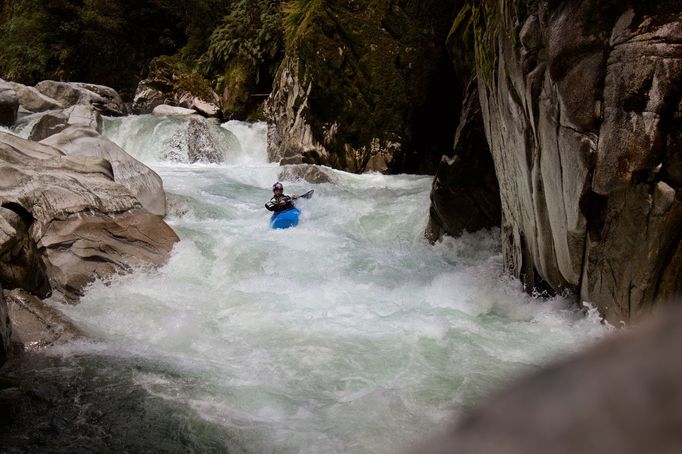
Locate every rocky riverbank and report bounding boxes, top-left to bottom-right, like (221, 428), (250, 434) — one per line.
(0, 79), (180, 366)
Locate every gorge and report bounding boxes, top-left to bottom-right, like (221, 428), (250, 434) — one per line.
(0, 0), (680, 452)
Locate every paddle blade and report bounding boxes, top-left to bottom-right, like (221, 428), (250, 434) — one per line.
(299, 190), (314, 199)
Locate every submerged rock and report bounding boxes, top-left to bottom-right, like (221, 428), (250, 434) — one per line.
(5, 289), (82, 351)
(413, 306), (682, 454)
(278, 164), (333, 184)
(0, 132), (178, 301)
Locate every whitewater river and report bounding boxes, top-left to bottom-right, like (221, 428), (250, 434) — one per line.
(7, 116), (607, 453)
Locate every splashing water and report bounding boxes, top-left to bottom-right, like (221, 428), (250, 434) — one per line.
(34, 116), (608, 453)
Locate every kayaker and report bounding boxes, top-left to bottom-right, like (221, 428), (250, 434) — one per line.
(265, 182), (297, 212)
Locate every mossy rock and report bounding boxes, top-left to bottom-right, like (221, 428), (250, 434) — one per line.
(271, 0), (460, 173)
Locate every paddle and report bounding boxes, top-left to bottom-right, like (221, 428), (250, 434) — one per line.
(293, 190), (314, 200)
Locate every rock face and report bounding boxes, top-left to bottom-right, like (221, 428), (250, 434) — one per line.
(0, 132), (178, 301)
(412, 306), (682, 454)
(469, 0), (681, 322)
(133, 56), (221, 118)
(266, 0), (459, 173)
(425, 79), (501, 241)
(162, 115), (236, 164)
(41, 127), (167, 216)
(0, 79), (18, 126)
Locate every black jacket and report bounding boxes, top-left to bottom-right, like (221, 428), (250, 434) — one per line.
(265, 194), (295, 212)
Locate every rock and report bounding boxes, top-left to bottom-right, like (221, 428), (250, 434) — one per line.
(0, 79), (19, 127)
(425, 78), (501, 242)
(412, 306), (682, 454)
(186, 116), (226, 163)
(471, 0), (681, 321)
(40, 127), (167, 217)
(27, 111), (68, 141)
(64, 104), (102, 132)
(278, 164), (334, 184)
(34, 80), (125, 116)
(0, 132), (178, 300)
(133, 56), (221, 118)
(9, 82), (63, 112)
(0, 207), (51, 297)
(265, 1), (458, 173)
(152, 104), (197, 116)
(5, 288), (82, 352)
(0, 284), (10, 366)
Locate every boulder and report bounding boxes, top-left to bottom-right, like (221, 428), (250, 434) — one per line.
(6, 288), (82, 352)
(133, 56), (221, 118)
(40, 127), (167, 216)
(0, 131), (178, 300)
(278, 164), (334, 184)
(34, 80), (125, 116)
(0, 79), (19, 127)
(152, 104), (196, 116)
(470, 0), (681, 321)
(9, 82), (63, 113)
(413, 306), (682, 454)
(161, 115), (234, 164)
(265, 1), (459, 173)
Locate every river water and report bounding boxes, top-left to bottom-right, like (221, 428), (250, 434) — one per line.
(4, 116), (607, 453)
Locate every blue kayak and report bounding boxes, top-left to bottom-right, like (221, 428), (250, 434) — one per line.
(270, 208), (300, 229)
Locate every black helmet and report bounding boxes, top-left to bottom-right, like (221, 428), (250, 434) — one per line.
(272, 182), (283, 191)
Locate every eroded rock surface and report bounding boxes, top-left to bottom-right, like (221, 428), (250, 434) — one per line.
(9, 82), (63, 113)
(469, 0), (681, 321)
(0, 132), (178, 301)
(35, 80), (125, 116)
(41, 127), (167, 216)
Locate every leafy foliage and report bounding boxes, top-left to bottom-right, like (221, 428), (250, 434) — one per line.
(198, 0), (283, 84)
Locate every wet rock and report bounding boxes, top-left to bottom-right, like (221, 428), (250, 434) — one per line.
(162, 115), (235, 164)
(425, 78), (501, 241)
(412, 306), (682, 454)
(152, 104), (196, 116)
(0, 79), (18, 127)
(40, 127), (167, 217)
(0, 132), (178, 301)
(5, 289), (82, 352)
(9, 82), (63, 113)
(34, 80), (125, 116)
(278, 164), (333, 184)
(473, 0), (681, 321)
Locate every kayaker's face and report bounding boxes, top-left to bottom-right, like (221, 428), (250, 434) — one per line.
(273, 188), (282, 195)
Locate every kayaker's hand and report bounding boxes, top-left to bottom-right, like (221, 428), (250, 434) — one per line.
(292, 193), (299, 199)
(279, 199), (287, 205)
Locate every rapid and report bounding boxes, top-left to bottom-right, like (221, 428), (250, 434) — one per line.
(13, 115), (608, 453)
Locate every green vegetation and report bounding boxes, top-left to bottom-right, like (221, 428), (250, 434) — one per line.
(0, 0), (283, 118)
